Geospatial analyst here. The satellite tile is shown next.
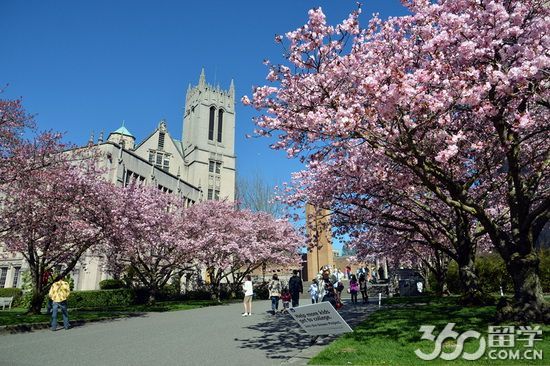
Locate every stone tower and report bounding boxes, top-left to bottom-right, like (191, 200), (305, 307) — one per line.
(306, 203), (333, 281)
(182, 69), (236, 201)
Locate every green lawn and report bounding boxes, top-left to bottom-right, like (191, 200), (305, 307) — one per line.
(0, 299), (222, 327)
(310, 296), (549, 365)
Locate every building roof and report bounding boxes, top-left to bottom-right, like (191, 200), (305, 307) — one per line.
(113, 125), (134, 137)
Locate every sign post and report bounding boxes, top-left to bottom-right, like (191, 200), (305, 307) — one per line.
(287, 302), (353, 336)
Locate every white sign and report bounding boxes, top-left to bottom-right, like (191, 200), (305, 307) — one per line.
(287, 302), (353, 336)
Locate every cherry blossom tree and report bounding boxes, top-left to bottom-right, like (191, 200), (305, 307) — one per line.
(103, 184), (194, 303)
(0, 143), (113, 314)
(178, 200), (302, 300)
(246, 1), (549, 320)
(285, 151), (489, 301)
(0, 98), (33, 171)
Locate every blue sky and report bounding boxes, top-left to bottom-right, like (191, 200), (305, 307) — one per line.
(1, 0), (408, 251)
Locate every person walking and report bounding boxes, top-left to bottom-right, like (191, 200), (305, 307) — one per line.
(308, 279), (319, 304)
(359, 273), (369, 303)
(349, 274), (359, 304)
(268, 274), (282, 315)
(242, 275), (253, 316)
(335, 279), (344, 304)
(48, 277), (71, 331)
(288, 270), (303, 307)
(281, 288), (291, 313)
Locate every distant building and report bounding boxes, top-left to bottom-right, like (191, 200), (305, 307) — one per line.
(0, 70), (236, 290)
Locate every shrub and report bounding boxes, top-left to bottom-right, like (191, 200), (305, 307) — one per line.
(475, 254), (513, 294)
(253, 282), (270, 300)
(99, 279), (126, 290)
(219, 284), (244, 300)
(0, 288), (23, 306)
(68, 289), (134, 308)
(444, 261), (461, 294)
(444, 254), (513, 295)
(181, 289), (212, 301)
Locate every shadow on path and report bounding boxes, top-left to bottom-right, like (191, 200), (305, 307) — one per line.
(234, 300), (377, 361)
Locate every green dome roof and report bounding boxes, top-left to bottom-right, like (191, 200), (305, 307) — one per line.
(113, 126), (134, 137)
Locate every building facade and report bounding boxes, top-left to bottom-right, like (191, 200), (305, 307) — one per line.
(0, 71), (236, 290)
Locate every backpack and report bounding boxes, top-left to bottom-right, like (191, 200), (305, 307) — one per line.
(350, 282), (359, 292)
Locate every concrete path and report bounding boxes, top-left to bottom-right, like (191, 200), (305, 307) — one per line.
(0, 298), (378, 366)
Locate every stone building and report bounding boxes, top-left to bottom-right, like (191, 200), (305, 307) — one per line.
(0, 70), (236, 290)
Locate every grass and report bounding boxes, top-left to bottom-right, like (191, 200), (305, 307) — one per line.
(309, 296), (549, 365)
(0, 299), (223, 327)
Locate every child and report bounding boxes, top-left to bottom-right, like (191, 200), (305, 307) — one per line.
(349, 274), (359, 304)
(281, 288), (291, 312)
(308, 279), (319, 304)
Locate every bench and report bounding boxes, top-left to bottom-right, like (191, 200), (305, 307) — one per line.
(0, 296), (14, 310)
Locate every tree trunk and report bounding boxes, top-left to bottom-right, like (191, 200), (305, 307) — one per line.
(457, 259), (484, 305)
(146, 284), (159, 305)
(500, 252), (549, 323)
(454, 210), (484, 305)
(28, 291), (46, 315)
(432, 267), (449, 297)
(208, 269), (222, 302)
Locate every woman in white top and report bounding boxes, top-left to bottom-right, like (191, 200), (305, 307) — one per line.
(242, 275), (253, 316)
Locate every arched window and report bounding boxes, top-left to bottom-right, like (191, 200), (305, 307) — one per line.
(208, 106), (215, 141)
(217, 110), (224, 143)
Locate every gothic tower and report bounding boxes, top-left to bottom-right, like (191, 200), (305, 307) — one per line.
(182, 69), (236, 201)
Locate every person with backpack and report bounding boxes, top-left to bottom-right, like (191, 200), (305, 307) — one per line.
(288, 270), (303, 307)
(349, 274), (359, 304)
(268, 273), (282, 315)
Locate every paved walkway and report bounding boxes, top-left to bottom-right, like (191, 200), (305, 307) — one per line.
(0, 298), (378, 366)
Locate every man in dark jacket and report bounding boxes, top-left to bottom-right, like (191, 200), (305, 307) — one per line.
(288, 270), (303, 307)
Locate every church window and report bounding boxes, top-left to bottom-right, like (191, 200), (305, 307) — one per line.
(209, 160), (221, 174)
(214, 189), (220, 200)
(158, 132), (165, 150)
(0, 267), (7, 288)
(148, 152), (154, 164)
(163, 157), (169, 172)
(12, 267), (21, 287)
(208, 107), (215, 141)
(207, 189), (213, 200)
(124, 169), (145, 187)
(217, 110), (224, 143)
(156, 154), (163, 165)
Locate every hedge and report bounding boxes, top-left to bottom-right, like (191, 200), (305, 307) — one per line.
(98, 279), (126, 290)
(0, 288), (23, 306)
(68, 289), (134, 308)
